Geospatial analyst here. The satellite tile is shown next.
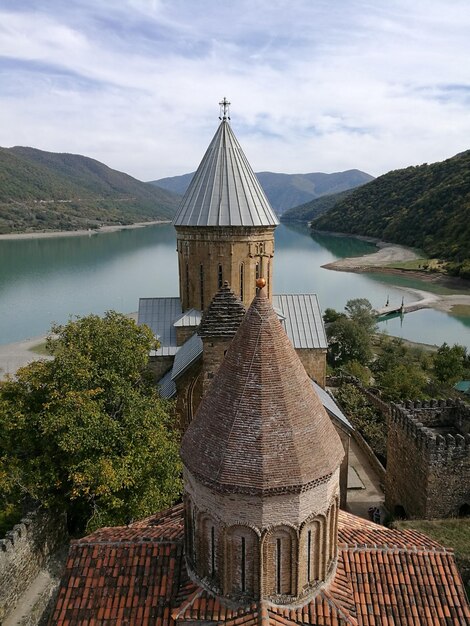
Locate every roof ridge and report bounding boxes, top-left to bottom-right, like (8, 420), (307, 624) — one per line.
(215, 321), (264, 483)
(340, 543), (453, 554)
(320, 589), (359, 625)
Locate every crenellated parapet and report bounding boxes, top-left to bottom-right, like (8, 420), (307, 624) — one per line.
(0, 508), (67, 622)
(389, 399), (470, 461)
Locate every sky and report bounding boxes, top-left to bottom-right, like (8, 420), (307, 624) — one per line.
(1, 0), (470, 181)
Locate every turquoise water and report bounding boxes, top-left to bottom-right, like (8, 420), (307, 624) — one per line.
(0, 223), (469, 348)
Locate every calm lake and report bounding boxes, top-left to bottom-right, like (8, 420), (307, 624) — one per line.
(1, 223), (469, 348)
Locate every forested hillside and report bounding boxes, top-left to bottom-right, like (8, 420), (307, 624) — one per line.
(280, 189), (354, 222)
(152, 169), (373, 214)
(0, 147), (180, 234)
(312, 151), (470, 277)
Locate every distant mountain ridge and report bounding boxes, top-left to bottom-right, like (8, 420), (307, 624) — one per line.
(281, 189), (355, 223)
(0, 147), (180, 234)
(312, 150), (470, 275)
(151, 169), (374, 214)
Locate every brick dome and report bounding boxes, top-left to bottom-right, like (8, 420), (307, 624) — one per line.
(181, 287), (344, 495)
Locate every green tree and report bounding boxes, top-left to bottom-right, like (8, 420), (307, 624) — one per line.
(326, 317), (373, 367)
(334, 384), (387, 460)
(433, 342), (467, 384)
(323, 307), (346, 324)
(375, 362), (428, 402)
(344, 298), (377, 335)
(0, 312), (182, 534)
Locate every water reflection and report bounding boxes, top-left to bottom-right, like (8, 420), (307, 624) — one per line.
(0, 223), (469, 348)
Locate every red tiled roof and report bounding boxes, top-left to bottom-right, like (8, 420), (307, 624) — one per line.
(181, 288), (344, 495)
(51, 506), (470, 626)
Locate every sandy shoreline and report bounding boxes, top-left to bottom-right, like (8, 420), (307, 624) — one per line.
(0, 220), (170, 241)
(322, 241), (470, 314)
(0, 313), (138, 380)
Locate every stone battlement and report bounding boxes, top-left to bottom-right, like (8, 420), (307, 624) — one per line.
(389, 399), (470, 460)
(0, 508), (67, 622)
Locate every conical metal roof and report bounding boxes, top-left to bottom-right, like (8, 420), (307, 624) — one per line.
(172, 120), (279, 227)
(181, 287), (344, 495)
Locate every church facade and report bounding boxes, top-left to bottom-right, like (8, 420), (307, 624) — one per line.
(138, 104), (350, 500)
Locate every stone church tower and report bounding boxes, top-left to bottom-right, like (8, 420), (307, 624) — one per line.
(172, 99), (279, 310)
(180, 284), (344, 604)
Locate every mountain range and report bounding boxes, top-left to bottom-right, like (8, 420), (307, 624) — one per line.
(0, 147), (180, 234)
(311, 150), (470, 276)
(151, 169), (374, 214)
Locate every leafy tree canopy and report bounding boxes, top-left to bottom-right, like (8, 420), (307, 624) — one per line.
(312, 150), (470, 271)
(433, 342), (468, 384)
(344, 298), (377, 335)
(0, 312), (182, 534)
(326, 317), (373, 367)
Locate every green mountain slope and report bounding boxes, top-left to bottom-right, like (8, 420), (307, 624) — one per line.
(0, 147), (180, 234)
(312, 151), (470, 272)
(280, 189), (355, 222)
(151, 169), (374, 214)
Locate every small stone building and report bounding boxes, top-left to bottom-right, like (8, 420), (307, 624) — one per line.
(385, 399), (470, 519)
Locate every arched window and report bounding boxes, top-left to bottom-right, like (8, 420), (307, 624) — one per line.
(198, 514), (218, 580)
(200, 264), (204, 310)
(226, 526), (260, 598)
(267, 260), (271, 297)
(302, 519), (321, 585)
(263, 526), (297, 597)
(185, 263), (190, 306)
(218, 264), (223, 289)
(240, 263), (244, 301)
(328, 503), (337, 563)
(255, 262), (260, 281)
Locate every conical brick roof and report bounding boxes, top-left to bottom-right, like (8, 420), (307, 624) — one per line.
(198, 281), (246, 338)
(181, 287), (344, 495)
(172, 120), (279, 227)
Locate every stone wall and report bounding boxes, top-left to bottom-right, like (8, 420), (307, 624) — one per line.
(385, 399), (470, 519)
(148, 354), (174, 381)
(296, 349), (327, 389)
(0, 508), (67, 622)
(175, 226), (275, 311)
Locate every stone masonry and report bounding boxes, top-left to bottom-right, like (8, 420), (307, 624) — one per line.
(0, 508), (67, 622)
(385, 399), (470, 519)
(175, 226), (275, 311)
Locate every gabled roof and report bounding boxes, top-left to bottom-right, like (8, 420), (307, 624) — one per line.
(173, 308), (201, 328)
(138, 294), (327, 355)
(51, 506), (470, 626)
(138, 297), (181, 356)
(172, 120), (279, 227)
(180, 287), (344, 495)
(171, 333), (203, 381)
(158, 369), (177, 398)
(311, 380), (353, 431)
(273, 293), (327, 349)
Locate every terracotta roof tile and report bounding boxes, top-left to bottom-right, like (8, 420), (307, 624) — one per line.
(181, 287), (344, 494)
(51, 505), (470, 626)
(78, 504), (184, 544)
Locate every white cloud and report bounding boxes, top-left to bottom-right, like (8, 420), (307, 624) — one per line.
(0, 0), (469, 179)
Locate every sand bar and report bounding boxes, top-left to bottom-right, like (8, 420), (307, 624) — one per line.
(323, 241), (470, 315)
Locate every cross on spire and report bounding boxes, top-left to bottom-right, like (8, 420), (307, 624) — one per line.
(219, 97), (231, 121)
